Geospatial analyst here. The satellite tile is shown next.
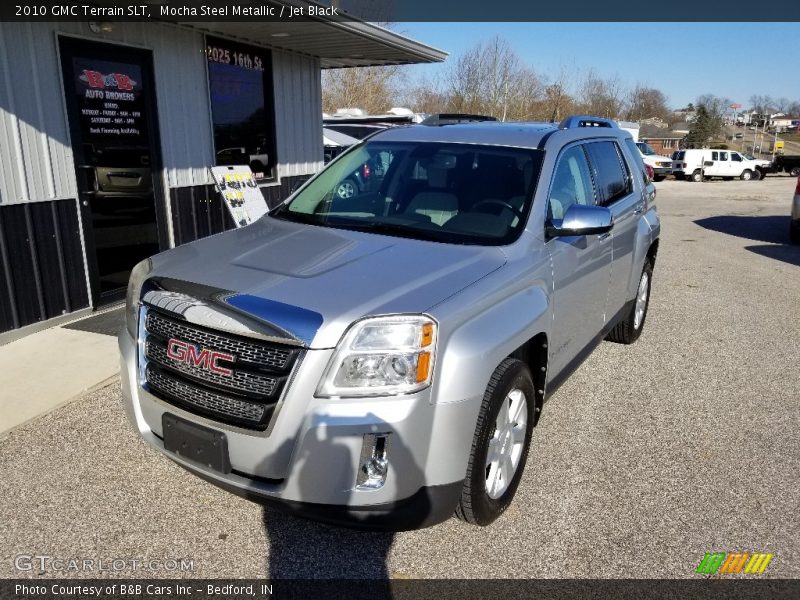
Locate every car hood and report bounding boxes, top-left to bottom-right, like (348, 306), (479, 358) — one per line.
(149, 216), (507, 348)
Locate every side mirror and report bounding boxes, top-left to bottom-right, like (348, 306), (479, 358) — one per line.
(546, 204), (614, 238)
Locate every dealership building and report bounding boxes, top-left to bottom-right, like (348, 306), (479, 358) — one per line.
(0, 11), (446, 341)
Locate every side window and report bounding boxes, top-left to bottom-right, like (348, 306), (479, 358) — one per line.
(585, 141), (630, 205)
(624, 138), (649, 187)
(712, 151), (719, 161)
(731, 152), (742, 162)
(547, 145), (595, 220)
(720, 151), (728, 161)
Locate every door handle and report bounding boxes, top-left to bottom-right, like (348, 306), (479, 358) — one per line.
(633, 205), (644, 215)
(598, 232), (612, 242)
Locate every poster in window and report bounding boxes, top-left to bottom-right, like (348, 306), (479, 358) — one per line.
(71, 57), (147, 144)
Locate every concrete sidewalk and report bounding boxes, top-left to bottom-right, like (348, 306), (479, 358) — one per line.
(0, 307), (124, 436)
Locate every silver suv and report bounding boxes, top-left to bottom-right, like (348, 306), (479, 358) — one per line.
(120, 115), (660, 530)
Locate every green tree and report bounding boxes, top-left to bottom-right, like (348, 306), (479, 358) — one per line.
(684, 95), (726, 148)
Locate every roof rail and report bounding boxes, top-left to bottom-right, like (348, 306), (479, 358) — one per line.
(421, 113), (498, 126)
(559, 115), (618, 129)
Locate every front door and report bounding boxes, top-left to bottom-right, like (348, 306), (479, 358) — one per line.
(546, 143), (613, 377)
(59, 37), (165, 305)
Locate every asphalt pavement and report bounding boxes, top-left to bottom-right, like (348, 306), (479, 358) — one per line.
(1, 177), (798, 579)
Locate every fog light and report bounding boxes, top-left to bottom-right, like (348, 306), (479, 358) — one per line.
(356, 433), (390, 490)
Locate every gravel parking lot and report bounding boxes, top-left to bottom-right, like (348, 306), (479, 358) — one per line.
(1, 177), (798, 580)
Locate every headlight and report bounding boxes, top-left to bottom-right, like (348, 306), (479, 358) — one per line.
(316, 315), (437, 398)
(125, 258), (152, 338)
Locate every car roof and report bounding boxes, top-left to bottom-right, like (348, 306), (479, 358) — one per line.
(367, 120), (631, 149)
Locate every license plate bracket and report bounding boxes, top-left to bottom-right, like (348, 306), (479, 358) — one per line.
(162, 413), (231, 474)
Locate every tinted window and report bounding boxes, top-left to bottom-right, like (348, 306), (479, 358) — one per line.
(547, 145), (595, 220)
(731, 152), (742, 162)
(625, 138), (649, 187)
(585, 141), (629, 205)
(720, 152), (728, 161)
(712, 151), (719, 161)
(207, 36), (277, 181)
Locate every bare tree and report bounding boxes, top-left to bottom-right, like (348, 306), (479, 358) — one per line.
(577, 70), (624, 118)
(322, 65), (407, 114)
(625, 84), (671, 122)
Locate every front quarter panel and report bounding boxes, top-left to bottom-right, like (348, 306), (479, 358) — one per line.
(628, 206), (660, 298)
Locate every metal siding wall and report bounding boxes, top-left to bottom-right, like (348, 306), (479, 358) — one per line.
(0, 21), (215, 208)
(0, 23), (78, 204)
(273, 50), (323, 180)
(0, 199), (89, 334)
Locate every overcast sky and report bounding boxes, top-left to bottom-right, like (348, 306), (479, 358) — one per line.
(400, 23), (800, 110)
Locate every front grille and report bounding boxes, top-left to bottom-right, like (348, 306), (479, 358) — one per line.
(145, 310), (293, 369)
(141, 307), (300, 430)
(145, 341), (278, 396)
(146, 367), (266, 425)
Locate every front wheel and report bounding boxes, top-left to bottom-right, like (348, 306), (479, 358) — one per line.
(653, 175), (665, 182)
(606, 260), (653, 345)
(456, 359), (535, 526)
(691, 169), (703, 182)
(790, 167), (800, 177)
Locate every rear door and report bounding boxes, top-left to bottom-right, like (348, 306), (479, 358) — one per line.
(546, 143), (613, 377)
(586, 140), (644, 321)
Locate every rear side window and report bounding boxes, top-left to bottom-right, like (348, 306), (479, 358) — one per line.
(624, 138), (649, 188)
(585, 141), (630, 205)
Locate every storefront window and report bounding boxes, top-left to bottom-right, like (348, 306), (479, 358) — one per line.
(206, 36), (277, 181)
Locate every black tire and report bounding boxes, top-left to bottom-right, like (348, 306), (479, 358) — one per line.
(455, 358), (535, 526)
(653, 175), (665, 182)
(606, 260), (653, 345)
(752, 169), (763, 181)
(740, 169), (753, 181)
(790, 167), (800, 177)
(791, 221), (800, 245)
(691, 169), (703, 182)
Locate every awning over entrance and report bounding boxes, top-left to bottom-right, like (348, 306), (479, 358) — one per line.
(182, 16), (447, 68)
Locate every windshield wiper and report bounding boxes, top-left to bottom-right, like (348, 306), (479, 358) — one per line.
(333, 220), (443, 242)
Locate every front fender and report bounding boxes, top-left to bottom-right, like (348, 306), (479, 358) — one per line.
(432, 282), (551, 407)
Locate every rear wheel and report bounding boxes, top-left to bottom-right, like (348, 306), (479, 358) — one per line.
(691, 169), (703, 182)
(606, 260), (653, 345)
(740, 169), (753, 181)
(456, 359), (535, 526)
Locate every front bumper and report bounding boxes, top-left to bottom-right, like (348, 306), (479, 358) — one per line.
(119, 330), (474, 530)
(652, 166), (673, 176)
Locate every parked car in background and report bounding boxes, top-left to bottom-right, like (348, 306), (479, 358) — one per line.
(672, 149), (770, 181)
(791, 177), (800, 244)
(774, 155), (800, 177)
(636, 141), (673, 181)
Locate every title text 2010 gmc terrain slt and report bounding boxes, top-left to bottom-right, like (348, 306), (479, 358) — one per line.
(120, 115), (660, 530)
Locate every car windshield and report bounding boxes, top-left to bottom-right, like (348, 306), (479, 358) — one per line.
(270, 140), (544, 245)
(637, 142), (657, 155)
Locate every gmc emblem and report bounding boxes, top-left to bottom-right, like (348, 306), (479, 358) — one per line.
(166, 338), (235, 376)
